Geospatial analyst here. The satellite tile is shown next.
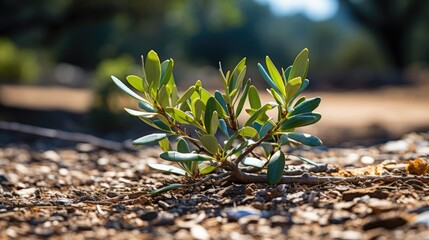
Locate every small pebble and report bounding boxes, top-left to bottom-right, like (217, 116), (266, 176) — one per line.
(43, 150), (61, 162)
(382, 140), (409, 152)
(97, 157), (109, 166)
(360, 156), (375, 165)
(414, 211), (429, 226)
(223, 207), (266, 221)
(190, 224), (210, 240)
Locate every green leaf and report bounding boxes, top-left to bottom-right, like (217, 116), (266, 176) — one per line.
(153, 120), (171, 132)
(160, 59), (174, 86)
(286, 77), (302, 103)
(229, 58), (246, 92)
(284, 132), (322, 146)
(210, 111), (219, 135)
(138, 117), (170, 132)
(226, 140), (250, 157)
(192, 98), (204, 122)
(236, 79), (251, 116)
(248, 85), (261, 109)
(269, 88), (284, 106)
(277, 134), (289, 146)
(218, 62), (228, 94)
(111, 76), (146, 103)
(200, 134), (219, 154)
(176, 137), (193, 174)
(239, 126), (258, 138)
(219, 119), (229, 137)
(126, 75), (145, 92)
(195, 80), (202, 89)
(289, 48), (309, 80)
(180, 100), (191, 112)
(229, 88), (239, 100)
(160, 151), (213, 162)
(145, 50), (161, 91)
(200, 165), (216, 175)
(289, 79), (309, 104)
(166, 108), (195, 125)
(234, 66), (247, 91)
(177, 86), (196, 105)
(293, 96), (306, 107)
(257, 63), (281, 94)
(244, 103), (274, 127)
(124, 108), (157, 118)
(252, 121), (262, 132)
(150, 183), (182, 195)
(224, 132), (239, 150)
(177, 137), (190, 153)
(140, 55), (149, 89)
(280, 113), (321, 130)
(267, 151), (285, 185)
(138, 101), (156, 112)
(170, 84), (178, 107)
(158, 137), (171, 152)
(283, 66), (292, 82)
(260, 121), (274, 138)
(204, 97), (217, 134)
(215, 91), (228, 113)
(148, 163), (186, 176)
(266, 56), (285, 96)
(133, 133), (169, 145)
(157, 85), (169, 108)
(261, 143), (273, 158)
(241, 157), (265, 168)
(291, 97), (321, 115)
(198, 87), (212, 105)
(213, 95), (228, 118)
(156, 114), (170, 127)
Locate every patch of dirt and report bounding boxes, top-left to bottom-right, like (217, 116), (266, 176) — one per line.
(1, 132), (429, 239)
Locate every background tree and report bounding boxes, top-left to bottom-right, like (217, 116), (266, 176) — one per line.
(341, 0), (429, 69)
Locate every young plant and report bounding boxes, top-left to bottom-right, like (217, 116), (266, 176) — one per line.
(112, 49), (322, 193)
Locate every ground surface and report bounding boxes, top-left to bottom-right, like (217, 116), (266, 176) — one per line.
(1, 132), (429, 239)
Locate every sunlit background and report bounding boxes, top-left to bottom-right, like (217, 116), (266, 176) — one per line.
(1, 0), (429, 146)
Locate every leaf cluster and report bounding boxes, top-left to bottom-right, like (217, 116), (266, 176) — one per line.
(112, 49), (322, 192)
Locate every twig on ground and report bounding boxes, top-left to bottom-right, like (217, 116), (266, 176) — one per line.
(0, 120), (123, 151)
(190, 172), (231, 187)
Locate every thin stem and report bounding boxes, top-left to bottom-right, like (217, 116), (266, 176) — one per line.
(158, 107), (207, 154)
(190, 172), (231, 187)
(227, 104), (239, 131)
(234, 132), (273, 165)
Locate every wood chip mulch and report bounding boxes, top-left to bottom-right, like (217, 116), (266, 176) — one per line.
(1, 132), (429, 239)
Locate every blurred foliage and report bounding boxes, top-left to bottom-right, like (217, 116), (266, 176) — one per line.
(0, 0), (428, 89)
(333, 32), (386, 70)
(93, 55), (139, 111)
(0, 38), (39, 84)
(341, 0), (429, 68)
(94, 55), (139, 88)
(89, 55), (140, 131)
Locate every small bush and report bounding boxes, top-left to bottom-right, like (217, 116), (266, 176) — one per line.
(112, 49), (322, 193)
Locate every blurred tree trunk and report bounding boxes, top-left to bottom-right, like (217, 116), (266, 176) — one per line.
(342, 0), (427, 69)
